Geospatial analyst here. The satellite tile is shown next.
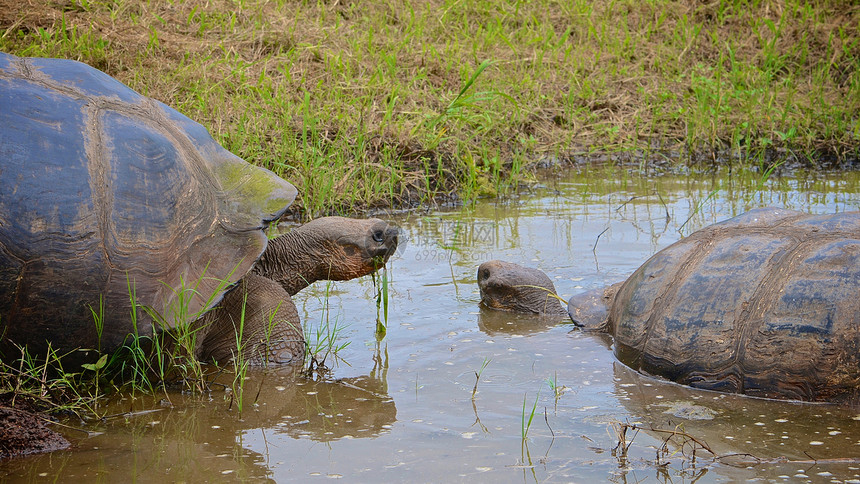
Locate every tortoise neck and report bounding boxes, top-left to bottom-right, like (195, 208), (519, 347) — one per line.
(251, 228), (326, 296)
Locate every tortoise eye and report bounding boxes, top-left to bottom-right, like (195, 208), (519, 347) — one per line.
(372, 230), (385, 242)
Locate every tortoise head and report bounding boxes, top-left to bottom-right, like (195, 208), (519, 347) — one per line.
(477, 260), (566, 315)
(310, 216), (399, 280)
(255, 216), (398, 295)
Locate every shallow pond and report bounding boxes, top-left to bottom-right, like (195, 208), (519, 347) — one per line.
(4, 167), (860, 482)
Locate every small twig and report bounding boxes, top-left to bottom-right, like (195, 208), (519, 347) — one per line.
(625, 425), (639, 454)
(470, 398), (489, 433)
(593, 226), (610, 252)
(0, 16), (25, 40)
(716, 453), (860, 466)
(656, 190), (670, 221)
(41, 417), (100, 436)
(615, 195), (643, 212)
(101, 408), (164, 421)
(544, 408), (554, 438)
(543, 407), (556, 458)
(678, 188), (719, 235)
(253, 380), (264, 406)
(471, 357), (491, 400)
(630, 424), (717, 456)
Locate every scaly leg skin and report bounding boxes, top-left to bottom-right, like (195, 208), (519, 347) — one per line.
(198, 274), (304, 365)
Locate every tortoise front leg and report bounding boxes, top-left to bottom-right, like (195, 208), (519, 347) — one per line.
(198, 274), (305, 365)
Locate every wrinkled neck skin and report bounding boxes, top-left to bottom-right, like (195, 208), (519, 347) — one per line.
(567, 283), (621, 331)
(251, 216), (396, 297)
(251, 228), (327, 296)
(507, 287), (567, 315)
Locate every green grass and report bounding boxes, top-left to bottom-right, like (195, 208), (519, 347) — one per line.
(2, 273), (314, 419)
(545, 372), (567, 401)
(138, 267), (240, 395)
(373, 266), (390, 339)
(228, 292), (250, 413)
(2, 342), (103, 418)
(0, 270), (247, 417)
(1, 0), (856, 216)
(471, 357), (492, 399)
(521, 389), (541, 440)
(302, 281), (351, 379)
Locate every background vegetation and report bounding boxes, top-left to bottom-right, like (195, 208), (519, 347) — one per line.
(1, 0), (858, 215)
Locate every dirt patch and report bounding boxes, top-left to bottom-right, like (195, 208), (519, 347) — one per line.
(0, 405), (70, 459)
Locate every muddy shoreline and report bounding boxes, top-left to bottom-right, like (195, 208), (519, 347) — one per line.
(0, 402), (70, 459)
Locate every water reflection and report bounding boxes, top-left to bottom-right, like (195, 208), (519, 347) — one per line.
(271, 356), (395, 442)
(612, 362), (860, 458)
(476, 307), (569, 336)
(611, 362), (860, 481)
(1, 354), (395, 481)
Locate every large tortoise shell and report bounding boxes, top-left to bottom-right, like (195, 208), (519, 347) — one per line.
(610, 207), (860, 402)
(0, 52), (297, 357)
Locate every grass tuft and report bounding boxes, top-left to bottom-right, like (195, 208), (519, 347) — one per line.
(1, 0), (856, 216)
(521, 389), (541, 441)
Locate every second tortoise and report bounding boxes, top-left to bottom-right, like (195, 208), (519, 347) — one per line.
(478, 208), (860, 404)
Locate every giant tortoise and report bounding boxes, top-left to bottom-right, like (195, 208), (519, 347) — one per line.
(0, 52), (397, 365)
(478, 208), (860, 404)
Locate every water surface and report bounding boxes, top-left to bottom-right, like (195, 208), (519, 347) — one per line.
(4, 168), (860, 482)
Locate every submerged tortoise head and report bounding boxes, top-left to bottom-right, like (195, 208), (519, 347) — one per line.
(477, 260), (566, 315)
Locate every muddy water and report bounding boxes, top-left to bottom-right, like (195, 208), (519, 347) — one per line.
(4, 168), (860, 482)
